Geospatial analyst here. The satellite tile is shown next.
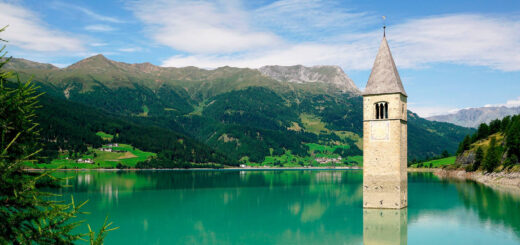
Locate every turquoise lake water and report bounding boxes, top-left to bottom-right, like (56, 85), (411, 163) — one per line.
(53, 170), (520, 244)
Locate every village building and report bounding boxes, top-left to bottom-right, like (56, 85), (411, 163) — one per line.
(315, 157), (342, 164)
(77, 158), (94, 164)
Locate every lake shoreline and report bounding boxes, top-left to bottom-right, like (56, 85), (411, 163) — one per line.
(24, 166), (363, 171)
(406, 168), (436, 172)
(434, 169), (520, 190)
(25, 166), (520, 190)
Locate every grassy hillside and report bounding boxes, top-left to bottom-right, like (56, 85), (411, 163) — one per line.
(4, 56), (475, 168)
(96, 131), (114, 141)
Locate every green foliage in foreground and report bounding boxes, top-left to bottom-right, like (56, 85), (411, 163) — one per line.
(0, 31), (114, 243)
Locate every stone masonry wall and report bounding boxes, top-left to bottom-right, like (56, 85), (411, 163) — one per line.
(363, 94), (407, 209)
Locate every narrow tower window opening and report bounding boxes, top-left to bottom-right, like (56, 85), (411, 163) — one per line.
(384, 103), (388, 119)
(379, 103), (383, 119)
(381, 104), (384, 119)
(375, 102), (389, 119)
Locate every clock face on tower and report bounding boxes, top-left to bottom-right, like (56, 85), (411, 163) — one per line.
(370, 121), (390, 141)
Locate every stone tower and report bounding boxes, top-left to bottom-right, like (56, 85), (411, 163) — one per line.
(362, 34), (407, 209)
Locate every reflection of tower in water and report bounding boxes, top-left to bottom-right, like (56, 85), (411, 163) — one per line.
(363, 208), (407, 245)
(314, 171), (343, 183)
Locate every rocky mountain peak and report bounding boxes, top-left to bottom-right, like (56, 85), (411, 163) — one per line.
(131, 62), (161, 73)
(2, 58), (59, 70)
(427, 106), (520, 128)
(65, 54), (162, 74)
(65, 54), (116, 71)
(258, 65), (360, 94)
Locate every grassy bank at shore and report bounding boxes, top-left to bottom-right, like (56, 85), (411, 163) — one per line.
(409, 156), (456, 168)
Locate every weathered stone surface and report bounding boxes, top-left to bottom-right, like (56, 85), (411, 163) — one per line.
(363, 94), (407, 209)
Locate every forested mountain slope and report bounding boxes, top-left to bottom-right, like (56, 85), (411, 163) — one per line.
(9, 82), (232, 166)
(4, 55), (474, 166)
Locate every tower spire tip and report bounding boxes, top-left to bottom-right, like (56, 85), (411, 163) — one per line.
(382, 16), (386, 37)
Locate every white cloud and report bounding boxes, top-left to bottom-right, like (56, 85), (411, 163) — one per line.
(6, 0), (514, 73)
(408, 105), (460, 118)
(85, 24), (115, 32)
(484, 96), (520, 108)
(90, 42), (108, 47)
(390, 14), (520, 71)
(51, 63), (70, 68)
(161, 42), (374, 69)
(253, 0), (374, 37)
(118, 47), (142, 52)
(128, 0), (281, 54)
(51, 2), (124, 23)
(138, 0), (520, 72)
(0, 3), (85, 52)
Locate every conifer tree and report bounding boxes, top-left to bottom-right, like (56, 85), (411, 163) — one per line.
(489, 119), (501, 135)
(457, 135), (471, 154)
(483, 137), (499, 172)
(477, 123), (490, 140)
(0, 26), (115, 244)
(501, 116), (511, 132)
(473, 147), (484, 171)
(506, 119), (520, 163)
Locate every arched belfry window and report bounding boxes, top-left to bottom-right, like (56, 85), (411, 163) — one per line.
(375, 102), (389, 119)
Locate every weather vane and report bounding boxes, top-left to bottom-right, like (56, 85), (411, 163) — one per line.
(382, 16), (386, 37)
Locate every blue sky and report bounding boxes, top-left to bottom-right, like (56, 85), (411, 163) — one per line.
(1, 0), (519, 117)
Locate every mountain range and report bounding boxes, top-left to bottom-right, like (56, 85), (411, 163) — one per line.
(3, 55), (474, 165)
(427, 106), (520, 128)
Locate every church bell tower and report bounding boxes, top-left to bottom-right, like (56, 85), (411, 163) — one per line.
(363, 32), (408, 209)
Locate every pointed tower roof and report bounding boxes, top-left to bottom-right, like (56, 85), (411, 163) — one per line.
(363, 36), (407, 97)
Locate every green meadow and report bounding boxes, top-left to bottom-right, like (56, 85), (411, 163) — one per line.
(410, 156), (456, 168)
(25, 143), (155, 169)
(95, 131), (114, 141)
